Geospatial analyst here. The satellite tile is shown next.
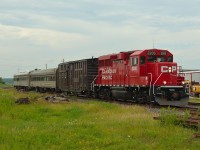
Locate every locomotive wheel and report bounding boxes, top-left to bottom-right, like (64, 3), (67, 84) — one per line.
(104, 89), (111, 100)
(36, 87), (39, 92)
(98, 88), (111, 100)
(94, 91), (99, 99)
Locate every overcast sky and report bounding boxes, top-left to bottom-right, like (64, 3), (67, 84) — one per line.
(1, 0), (200, 77)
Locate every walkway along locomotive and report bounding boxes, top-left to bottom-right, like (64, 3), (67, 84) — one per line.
(13, 48), (189, 106)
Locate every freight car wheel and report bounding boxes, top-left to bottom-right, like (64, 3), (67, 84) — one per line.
(36, 87), (39, 92)
(104, 89), (111, 100)
(94, 91), (99, 99)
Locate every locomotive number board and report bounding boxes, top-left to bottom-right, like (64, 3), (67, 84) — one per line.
(147, 51), (167, 55)
(147, 51), (156, 55)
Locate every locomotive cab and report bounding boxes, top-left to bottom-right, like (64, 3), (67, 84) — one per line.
(130, 49), (189, 106)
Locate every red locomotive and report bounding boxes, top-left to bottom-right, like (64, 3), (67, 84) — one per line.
(13, 48), (189, 106)
(93, 49), (189, 106)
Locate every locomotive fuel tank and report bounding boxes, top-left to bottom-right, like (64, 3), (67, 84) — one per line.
(111, 87), (135, 100)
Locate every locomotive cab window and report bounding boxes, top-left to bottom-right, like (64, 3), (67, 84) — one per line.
(140, 56), (145, 64)
(157, 56), (165, 62)
(131, 57), (138, 66)
(168, 56), (173, 62)
(148, 56), (165, 62)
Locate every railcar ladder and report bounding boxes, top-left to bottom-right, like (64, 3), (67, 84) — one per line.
(91, 75), (98, 91)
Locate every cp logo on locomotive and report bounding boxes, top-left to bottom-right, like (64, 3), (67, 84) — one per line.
(161, 66), (176, 73)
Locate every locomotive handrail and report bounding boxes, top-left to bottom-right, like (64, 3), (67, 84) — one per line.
(153, 72), (163, 95)
(148, 73), (152, 97)
(91, 75), (98, 91)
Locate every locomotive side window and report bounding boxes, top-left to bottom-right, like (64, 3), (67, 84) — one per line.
(148, 56), (156, 62)
(140, 56), (145, 64)
(131, 57), (138, 66)
(168, 56), (173, 62)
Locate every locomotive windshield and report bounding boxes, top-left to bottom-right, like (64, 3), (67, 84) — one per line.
(157, 57), (165, 62)
(148, 56), (168, 62)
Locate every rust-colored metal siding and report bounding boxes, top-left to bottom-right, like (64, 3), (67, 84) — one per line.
(57, 58), (98, 92)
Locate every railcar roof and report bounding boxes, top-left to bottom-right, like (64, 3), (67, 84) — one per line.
(98, 50), (137, 60)
(14, 71), (30, 76)
(59, 58), (97, 65)
(30, 68), (57, 75)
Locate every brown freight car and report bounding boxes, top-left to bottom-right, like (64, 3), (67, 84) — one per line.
(57, 58), (98, 96)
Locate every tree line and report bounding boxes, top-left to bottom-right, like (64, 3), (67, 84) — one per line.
(0, 77), (5, 84)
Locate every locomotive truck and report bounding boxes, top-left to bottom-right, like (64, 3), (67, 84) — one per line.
(13, 48), (189, 106)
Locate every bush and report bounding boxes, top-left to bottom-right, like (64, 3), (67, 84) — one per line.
(160, 107), (180, 126)
(0, 77), (5, 84)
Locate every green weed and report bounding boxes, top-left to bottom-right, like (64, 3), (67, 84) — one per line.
(160, 107), (180, 126)
(0, 88), (200, 149)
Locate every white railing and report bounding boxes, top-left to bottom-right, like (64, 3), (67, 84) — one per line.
(148, 73), (152, 96)
(91, 75), (98, 91)
(153, 73), (163, 94)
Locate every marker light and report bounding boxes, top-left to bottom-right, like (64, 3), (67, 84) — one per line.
(168, 67), (172, 73)
(163, 81), (167, 85)
(182, 81), (185, 85)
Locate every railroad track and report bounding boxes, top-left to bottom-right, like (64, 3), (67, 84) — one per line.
(153, 104), (200, 138)
(102, 100), (200, 131)
(188, 102), (200, 106)
(90, 98), (200, 135)
(78, 97), (200, 135)
(183, 109), (200, 127)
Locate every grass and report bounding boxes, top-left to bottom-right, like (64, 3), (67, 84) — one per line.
(189, 97), (200, 103)
(0, 83), (12, 88)
(0, 88), (200, 149)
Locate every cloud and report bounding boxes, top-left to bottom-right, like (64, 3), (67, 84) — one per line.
(0, 23), (88, 50)
(0, 0), (200, 77)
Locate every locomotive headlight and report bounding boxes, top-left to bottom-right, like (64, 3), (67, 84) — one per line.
(182, 81), (185, 85)
(163, 81), (167, 85)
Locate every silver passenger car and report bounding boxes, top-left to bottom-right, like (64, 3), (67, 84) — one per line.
(29, 68), (57, 92)
(13, 71), (30, 90)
